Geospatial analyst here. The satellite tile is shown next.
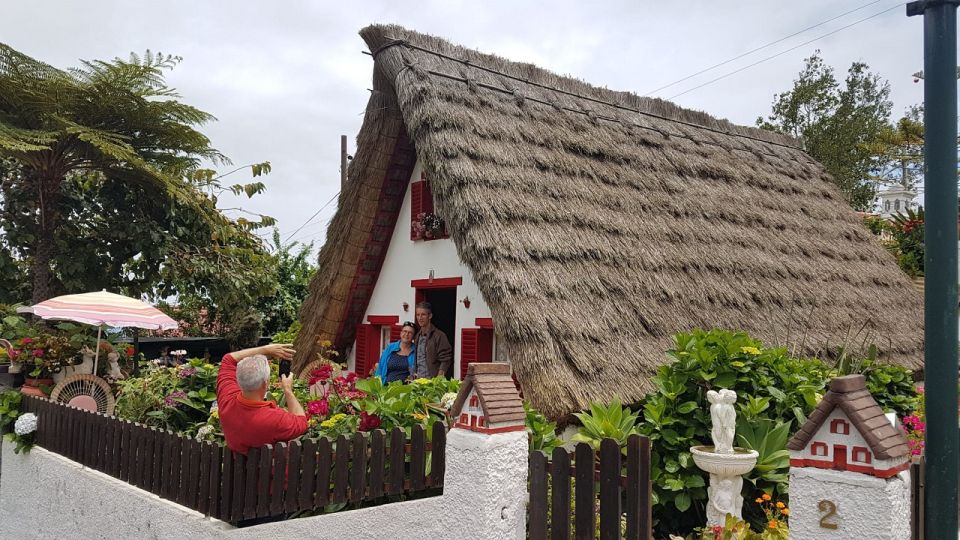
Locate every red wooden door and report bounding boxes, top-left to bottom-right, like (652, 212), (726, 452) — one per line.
(832, 444), (847, 470)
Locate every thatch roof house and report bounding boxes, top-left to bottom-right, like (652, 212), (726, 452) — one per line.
(295, 24), (923, 420)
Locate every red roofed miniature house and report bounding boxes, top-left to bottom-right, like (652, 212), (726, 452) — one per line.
(450, 363), (525, 434)
(787, 374), (910, 479)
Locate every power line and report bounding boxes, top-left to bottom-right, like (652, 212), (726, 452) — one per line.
(666, 3), (905, 100)
(644, 0), (886, 97)
(283, 191), (340, 242)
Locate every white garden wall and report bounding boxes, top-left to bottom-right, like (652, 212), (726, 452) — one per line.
(0, 428), (527, 540)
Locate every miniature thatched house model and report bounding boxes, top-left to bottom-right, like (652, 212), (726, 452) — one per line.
(295, 24), (923, 421)
(787, 375), (910, 478)
(450, 363), (525, 434)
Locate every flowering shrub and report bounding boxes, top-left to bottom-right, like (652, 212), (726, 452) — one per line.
(678, 495), (788, 540)
(902, 386), (925, 456)
(10, 333), (79, 378)
(114, 355), (463, 444)
(114, 358), (220, 437)
(6, 412), (38, 454)
(889, 208), (924, 277)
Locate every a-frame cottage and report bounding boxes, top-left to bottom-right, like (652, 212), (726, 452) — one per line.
(295, 25), (923, 421)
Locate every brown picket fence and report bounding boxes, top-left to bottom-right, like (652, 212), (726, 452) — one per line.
(528, 435), (652, 540)
(20, 395), (445, 523)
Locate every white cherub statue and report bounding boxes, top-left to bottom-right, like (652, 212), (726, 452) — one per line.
(707, 389), (738, 454)
(107, 351), (124, 379)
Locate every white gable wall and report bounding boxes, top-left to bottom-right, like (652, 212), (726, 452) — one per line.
(347, 160), (492, 377)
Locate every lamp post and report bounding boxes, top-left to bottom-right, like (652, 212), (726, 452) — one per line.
(906, 2), (959, 539)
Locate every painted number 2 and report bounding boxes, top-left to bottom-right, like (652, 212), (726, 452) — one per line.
(818, 499), (838, 530)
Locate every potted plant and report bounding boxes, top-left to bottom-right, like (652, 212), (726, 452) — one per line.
(412, 212), (445, 240)
(17, 333), (76, 396)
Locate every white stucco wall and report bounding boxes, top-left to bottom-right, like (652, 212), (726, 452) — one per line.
(0, 428), (527, 540)
(348, 160), (492, 377)
(789, 466), (911, 540)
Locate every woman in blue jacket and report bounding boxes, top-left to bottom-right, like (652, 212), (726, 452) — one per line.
(374, 322), (416, 384)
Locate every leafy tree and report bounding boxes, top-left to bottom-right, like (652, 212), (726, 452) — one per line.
(256, 230), (315, 336)
(758, 52), (892, 210)
(0, 45), (274, 306)
(160, 229), (314, 341)
(868, 106), (925, 190)
(0, 44), (282, 335)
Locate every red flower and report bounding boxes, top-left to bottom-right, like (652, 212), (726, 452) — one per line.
(332, 376), (351, 394)
(126, 346), (135, 357)
(20, 337), (33, 345)
(345, 371), (358, 383)
(32, 349), (44, 357)
(307, 399), (329, 417)
(343, 390), (367, 401)
(309, 364), (334, 386)
(359, 412), (381, 432)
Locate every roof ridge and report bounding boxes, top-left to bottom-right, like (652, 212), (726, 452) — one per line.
(367, 27), (805, 153)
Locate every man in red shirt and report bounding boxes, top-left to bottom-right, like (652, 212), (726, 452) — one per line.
(216, 343), (307, 454)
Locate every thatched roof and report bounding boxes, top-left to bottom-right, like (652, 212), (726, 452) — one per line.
(295, 24), (923, 421)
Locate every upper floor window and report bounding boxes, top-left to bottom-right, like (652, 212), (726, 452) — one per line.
(830, 419), (850, 435)
(410, 172), (447, 240)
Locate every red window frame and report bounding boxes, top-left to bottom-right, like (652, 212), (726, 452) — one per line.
(830, 419), (850, 435)
(356, 317), (402, 377)
(811, 442), (828, 457)
(852, 447), (872, 464)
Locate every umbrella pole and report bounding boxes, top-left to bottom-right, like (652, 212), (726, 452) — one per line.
(93, 326), (102, 376)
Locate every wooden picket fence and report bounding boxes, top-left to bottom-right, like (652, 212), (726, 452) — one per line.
(20, 395), (445, 523)
(528, 435), (652, 540)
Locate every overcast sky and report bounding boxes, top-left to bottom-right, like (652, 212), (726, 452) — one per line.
(1, 1), (929, 252)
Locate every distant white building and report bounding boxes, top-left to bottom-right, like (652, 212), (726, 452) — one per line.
(877, 186), (918, 218)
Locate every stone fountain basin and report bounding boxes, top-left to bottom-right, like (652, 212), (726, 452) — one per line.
(690, 446), (759, 476)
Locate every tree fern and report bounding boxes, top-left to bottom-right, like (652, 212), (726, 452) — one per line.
(0, 43), (231, 302)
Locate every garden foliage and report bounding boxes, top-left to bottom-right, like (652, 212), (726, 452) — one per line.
(113, 357), (461, 445)
(573, 329), (918, 536)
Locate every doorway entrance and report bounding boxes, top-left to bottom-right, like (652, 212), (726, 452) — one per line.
(416, 286), (457, 378)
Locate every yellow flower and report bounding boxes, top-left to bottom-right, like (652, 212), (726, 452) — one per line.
(755, 498), (763, 503)
(781, 508), (789, 516)
(320, 413), (347, 428)
(761, 493), (771, 501)
(308, 418), (319, 427)
(768, 519), (778, 529)
(319, 340), (332, 348)
(775, 501), (785, 509)
(203, 363), (215, 370)
(209, 410), (219, 420)
(740, 346), (761, 355)
(413, 412), (427, 421)
(414, 378), (431, 385)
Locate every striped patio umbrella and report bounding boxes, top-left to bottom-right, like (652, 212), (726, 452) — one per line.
(18, 290), (178, 373)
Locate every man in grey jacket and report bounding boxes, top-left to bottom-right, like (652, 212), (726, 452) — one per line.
(413, 302), (453, 378)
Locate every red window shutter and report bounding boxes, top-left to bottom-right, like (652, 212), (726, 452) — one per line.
(354, 324), (380, 377)
(460, 328), (494, 379)
(410, 180), (424, 240)
(421, 179), (435, 215)
(461, 328), (478, 380)
(390, 324), (402, 341)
